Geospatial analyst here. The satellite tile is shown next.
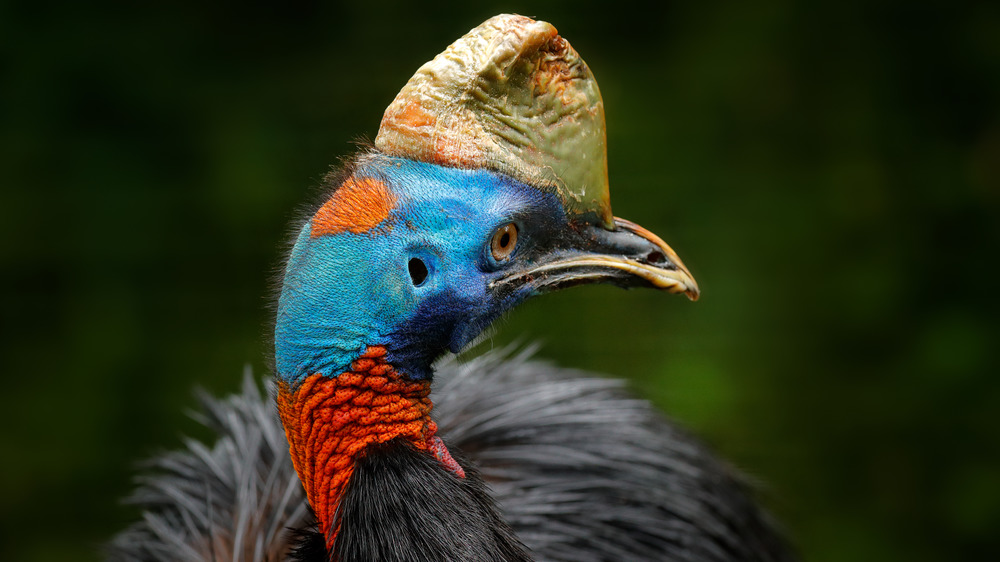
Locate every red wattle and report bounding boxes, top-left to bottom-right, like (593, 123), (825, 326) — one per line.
(277, 346), (464, 549)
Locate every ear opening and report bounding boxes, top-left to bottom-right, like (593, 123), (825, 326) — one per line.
(408, 258), (429, 286)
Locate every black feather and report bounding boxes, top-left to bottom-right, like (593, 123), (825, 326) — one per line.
(285, 521), (326, 562)
(434, 348), (796, 562)
(109, 349), (797, 561)
(330, 439), (531, 562)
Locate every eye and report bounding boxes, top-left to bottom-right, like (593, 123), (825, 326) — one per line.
(490, 223), (518, 262)
(408, 257), (428, 286)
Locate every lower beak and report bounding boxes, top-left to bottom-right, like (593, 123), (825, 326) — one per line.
(492, 217), (700, 301)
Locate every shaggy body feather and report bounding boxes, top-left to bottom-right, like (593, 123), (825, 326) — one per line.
(109, 351), (793, 562)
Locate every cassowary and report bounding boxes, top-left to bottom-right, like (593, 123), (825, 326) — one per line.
(110, 14), (795, 562)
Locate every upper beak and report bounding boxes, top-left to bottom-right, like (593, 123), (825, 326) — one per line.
(491, 216), (700, 301)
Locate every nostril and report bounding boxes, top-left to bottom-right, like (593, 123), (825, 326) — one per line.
(645, 251), (667, 265)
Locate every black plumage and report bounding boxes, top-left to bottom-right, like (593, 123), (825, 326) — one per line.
(110, 350), (794, 561)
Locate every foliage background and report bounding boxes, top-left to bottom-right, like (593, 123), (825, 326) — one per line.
(2, 1), (997, 560)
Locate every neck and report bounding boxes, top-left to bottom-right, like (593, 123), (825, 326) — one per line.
(276, 346), (464, 549)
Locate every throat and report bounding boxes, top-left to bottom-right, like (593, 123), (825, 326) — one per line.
(276, 346), (464, 549)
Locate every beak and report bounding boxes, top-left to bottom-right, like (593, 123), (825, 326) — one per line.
(491, 217), (700, 301)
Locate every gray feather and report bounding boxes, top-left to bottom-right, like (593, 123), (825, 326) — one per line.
(109, 350), (793, 561)
(433, 348), (794, 562)
(108, 368), (309, 562)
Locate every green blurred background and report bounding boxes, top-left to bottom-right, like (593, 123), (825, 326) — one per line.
(2, 0), (998, 560)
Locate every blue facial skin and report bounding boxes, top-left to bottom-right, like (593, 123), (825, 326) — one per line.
(275, 156), (568, 386)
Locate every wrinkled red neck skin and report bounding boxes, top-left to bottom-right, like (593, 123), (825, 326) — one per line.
(277, 346), (465, 549)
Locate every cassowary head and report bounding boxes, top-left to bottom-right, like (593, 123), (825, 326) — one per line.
(275, 15), (698, 386)
(272, 15), (700, 552)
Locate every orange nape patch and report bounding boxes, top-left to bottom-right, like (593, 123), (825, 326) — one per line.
(277, 346), (463, 550)
(311, 176), (397, 237)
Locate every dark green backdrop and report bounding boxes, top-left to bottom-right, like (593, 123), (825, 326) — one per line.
(2, 1), (998, 560)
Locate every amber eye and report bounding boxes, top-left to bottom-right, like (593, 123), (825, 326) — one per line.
(490, 223), (518, 261)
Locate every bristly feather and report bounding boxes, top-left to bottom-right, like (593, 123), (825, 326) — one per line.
(435, 347), (795, 562)
(332, 440), (531, 562)
(107, 370), (310, 562)
(109, 349), (795, 561)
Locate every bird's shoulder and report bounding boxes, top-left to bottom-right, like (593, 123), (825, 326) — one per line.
(434, 349), (796, 562)
(108, 350), (795, 562)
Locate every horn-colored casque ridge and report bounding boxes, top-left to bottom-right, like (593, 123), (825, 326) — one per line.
(375, 14), (613, 228)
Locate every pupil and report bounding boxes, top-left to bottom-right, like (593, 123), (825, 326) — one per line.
(408, 258), (428, 286)
(500, 232), (510, 248)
